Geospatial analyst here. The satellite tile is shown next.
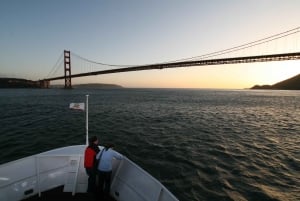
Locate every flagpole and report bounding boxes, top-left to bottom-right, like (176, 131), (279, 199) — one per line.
(86, 94), (89, 145)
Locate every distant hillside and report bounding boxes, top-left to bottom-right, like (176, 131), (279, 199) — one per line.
(0, 78), (39, 88)
(251, 74), (300, 90)
(73, 83), (123, 89)
(0, 78), (123, 89)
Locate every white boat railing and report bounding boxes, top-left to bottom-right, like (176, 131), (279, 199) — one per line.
(111, 156), (178, 201)
(0, 145), (179, 201)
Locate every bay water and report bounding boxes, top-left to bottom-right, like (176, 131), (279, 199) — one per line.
(0, 88), (299, 201)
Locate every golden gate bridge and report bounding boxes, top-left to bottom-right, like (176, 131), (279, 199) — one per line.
(39, 27), (300, 88)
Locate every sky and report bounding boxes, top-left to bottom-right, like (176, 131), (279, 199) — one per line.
(1, 0), (300, 89)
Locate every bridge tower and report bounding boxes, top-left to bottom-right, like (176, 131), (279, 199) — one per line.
(64, 50), (72, 89)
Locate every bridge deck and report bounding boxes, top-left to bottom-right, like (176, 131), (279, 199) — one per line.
(44, 52), (300, 82)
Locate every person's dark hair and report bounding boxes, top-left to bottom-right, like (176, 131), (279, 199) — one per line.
(88, 136), (98, 145)
(104, 143), (114, 150)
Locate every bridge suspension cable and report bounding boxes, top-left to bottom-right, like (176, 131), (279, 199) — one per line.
(43, 26), (300, 85)
(169, 26), (300, 63)
(45, 52), (64, 79)
(70, 26), (300, 68)
(71, 52), (132, 68)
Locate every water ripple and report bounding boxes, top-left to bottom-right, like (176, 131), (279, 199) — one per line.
(0, 89), (300, 201)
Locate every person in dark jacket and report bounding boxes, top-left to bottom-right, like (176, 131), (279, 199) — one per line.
(84, 136), (100, 193)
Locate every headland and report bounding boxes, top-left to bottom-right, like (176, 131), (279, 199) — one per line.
(251, 74), (300, 90)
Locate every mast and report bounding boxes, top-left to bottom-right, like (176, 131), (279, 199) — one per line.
(86, 95), (89, 145)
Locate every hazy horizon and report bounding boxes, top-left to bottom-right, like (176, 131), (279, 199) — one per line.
(1, 1), (300, 89)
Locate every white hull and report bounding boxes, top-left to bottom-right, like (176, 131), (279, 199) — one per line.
(0, 145), (179, 201)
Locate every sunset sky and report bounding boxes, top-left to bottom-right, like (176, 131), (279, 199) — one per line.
(1, 0), (300, 89)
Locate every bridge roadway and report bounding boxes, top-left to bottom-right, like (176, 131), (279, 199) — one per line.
(45, 52), (300, 81)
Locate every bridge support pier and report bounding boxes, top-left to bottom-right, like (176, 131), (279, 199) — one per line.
(39, 80), (50, 88)
(64, 50), (72, 89)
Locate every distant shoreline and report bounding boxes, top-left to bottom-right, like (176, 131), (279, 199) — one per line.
(0, 78), (123, 89)
(72, 83), (123, 89)
(2, 74), (300, 90)
(0, 78), (40, 88)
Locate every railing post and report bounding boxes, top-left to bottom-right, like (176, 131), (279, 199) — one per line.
(35, 156), (41, 197)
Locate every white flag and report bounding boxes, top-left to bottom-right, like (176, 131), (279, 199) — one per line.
(69, 103), (85, 111)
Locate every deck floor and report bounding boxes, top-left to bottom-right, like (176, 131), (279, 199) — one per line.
(22, 186), (117, 201)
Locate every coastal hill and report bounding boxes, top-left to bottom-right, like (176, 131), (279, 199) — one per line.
(0, 78), (40, 88)
(0, 78), (122, 89)
(2, 76), (300, 90)
(73, 83), (123, 89)
(251, 74), (300, 90)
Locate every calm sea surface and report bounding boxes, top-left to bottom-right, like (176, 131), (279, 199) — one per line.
(0, 88), (299, 201)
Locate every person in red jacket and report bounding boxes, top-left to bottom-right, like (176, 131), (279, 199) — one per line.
(84, 136), (100, 193)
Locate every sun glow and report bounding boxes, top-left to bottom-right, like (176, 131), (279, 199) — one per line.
(246, 61), (300, 85)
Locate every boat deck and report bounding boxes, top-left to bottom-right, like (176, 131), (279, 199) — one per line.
(22, 186), (116, 201)
(1, 145), (179, 201)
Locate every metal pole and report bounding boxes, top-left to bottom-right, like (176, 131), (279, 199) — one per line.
(86, 95), (89, 145)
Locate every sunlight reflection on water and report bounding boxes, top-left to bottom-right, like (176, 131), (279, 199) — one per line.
(0, 88), (299, 201)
